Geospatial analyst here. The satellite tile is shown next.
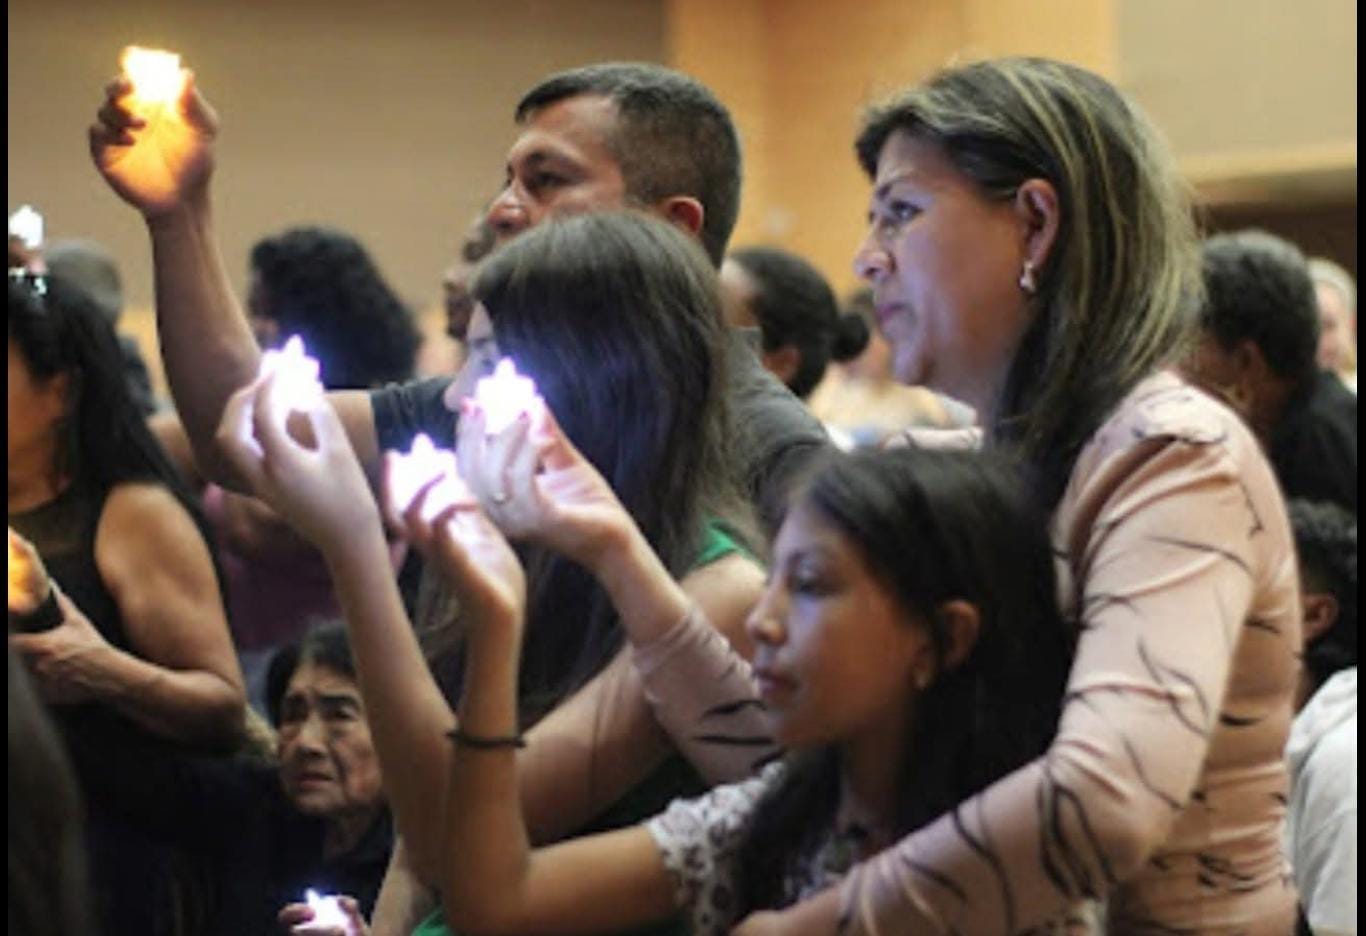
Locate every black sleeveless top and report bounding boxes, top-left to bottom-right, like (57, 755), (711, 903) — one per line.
(10, 478), (226, 936)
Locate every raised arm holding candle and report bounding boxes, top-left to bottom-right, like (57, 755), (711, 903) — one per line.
(88, 60), (803, 933)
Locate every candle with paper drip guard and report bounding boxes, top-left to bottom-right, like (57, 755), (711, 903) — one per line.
(303, 889), (347, 929)
(120, 46), (186, 107)
(473, 358), (541, 434)
(388, 434), (471, 522)
(259, 336), (324, 415)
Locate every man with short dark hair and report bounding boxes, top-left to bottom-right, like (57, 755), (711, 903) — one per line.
(90, 59), (828, 933)
(1186, 229), (1356, 513)
(90, 60), (827, 537)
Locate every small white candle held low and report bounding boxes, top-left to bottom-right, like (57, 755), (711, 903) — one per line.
(473, 358), (540, 435)
(304, 889), (348, 929)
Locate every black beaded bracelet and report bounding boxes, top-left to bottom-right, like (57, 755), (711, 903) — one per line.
(445, 728), (526, 749)
(9, 588), (63, 633)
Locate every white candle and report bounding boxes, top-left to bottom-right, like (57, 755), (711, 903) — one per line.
(7, 205), (43, 250)
(259, 335), (324, 414)
(304, 889), (348, 929)
(388, 433), (469, 522)
(473, 358), (540, 434)
(120, 46), (185, 106)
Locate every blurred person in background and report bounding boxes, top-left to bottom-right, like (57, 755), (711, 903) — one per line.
(45, 237), (160, 416)
(720, 245), (869, 400)
(1283, 499), (1356, 936)
(1309, 256), (1357, 394)
(152, 225), (419, 712)
(1186, 229), (1356, 513)
(807, 287), (969, 448)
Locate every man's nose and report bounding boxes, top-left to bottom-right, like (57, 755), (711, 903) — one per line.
(486, 186), (530, 239)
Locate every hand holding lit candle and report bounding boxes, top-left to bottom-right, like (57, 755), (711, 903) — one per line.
(8, 205), (44, 251)
(473, 358), (541, 435)
(303, 889), (348, 930)
(259, 335), (325, 417)
(387, 434), (471, 522)
(120, 46), (187, 109)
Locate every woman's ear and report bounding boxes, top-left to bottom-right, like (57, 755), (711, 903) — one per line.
(935, 599), (982, 673)
(1013, 178), (1061, 275)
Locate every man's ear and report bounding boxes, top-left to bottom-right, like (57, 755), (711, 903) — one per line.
(1302, 591), (1340, 647)
(935, 599), (982, 672)
(1013, 178), (1061, 276)
(656, 196), (705, 240)
(760, 345), (801, 388)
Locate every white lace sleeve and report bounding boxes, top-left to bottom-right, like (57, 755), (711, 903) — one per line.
(646, 762), (786, 935)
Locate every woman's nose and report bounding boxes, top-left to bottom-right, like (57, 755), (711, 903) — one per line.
(853, 227), (892, 283)
(744, 586), (787, 647)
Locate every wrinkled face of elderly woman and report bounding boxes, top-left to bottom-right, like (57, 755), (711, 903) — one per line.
(277, 662), (384, 822)
(853, 131), (1042, 416)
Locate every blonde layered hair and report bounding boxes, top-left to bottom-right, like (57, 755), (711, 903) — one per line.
(856, 58), (1202, 507)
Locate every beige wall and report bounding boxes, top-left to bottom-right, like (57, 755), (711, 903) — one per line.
(670, 0), (1355, 294)
(8, 0), (665, 393)
(668, 0), (1119, 296)
(9, 1), (1356, 392)
(1116, 0), (1356, 203)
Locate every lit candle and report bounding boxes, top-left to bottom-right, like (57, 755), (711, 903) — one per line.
(8, 205), (43, 250)
(120, 46), (186, 107)
(8, 533), (27, 610)
(388, 434), (470, 522)
(473, 358), (540, 435)
(304, 889), (347, 929)
(259, 335), (324, 415)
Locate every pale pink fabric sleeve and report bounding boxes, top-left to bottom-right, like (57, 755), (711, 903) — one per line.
(631, 605), (779, 785)
(838, 376), (1301, 935)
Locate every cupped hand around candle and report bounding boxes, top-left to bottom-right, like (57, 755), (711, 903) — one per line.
(89, 58), (218, 219)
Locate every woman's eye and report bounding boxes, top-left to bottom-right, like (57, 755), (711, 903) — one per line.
(888, 200), (919, 223)
(790, 572), (831, 596)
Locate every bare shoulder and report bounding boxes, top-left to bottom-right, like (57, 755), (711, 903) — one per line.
(681, 553), (764, 657)
(95, 481), (213, 578)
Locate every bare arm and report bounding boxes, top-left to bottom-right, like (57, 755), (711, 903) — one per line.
(436, 515), (676, 936)
(11, 482), (246, 747)
(368, 838), (438, 936)
(90, 70), (382, 493)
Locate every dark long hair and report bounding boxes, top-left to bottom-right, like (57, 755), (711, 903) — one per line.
(739, 447), (1072, 912)
(8, 273), (224, 600)
(469, 211), (756, 722)
(249, 226), (419, 389)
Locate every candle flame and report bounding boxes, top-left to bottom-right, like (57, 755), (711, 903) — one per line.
(8, 532), (32, 612)
(120, 46), (185, 106)
(259, 335), (324, 414)
(474, 358), (540, 435)
(304, 889), (348, 928)
(8, 206), (44, 250)
(388, 434), (470, 522)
